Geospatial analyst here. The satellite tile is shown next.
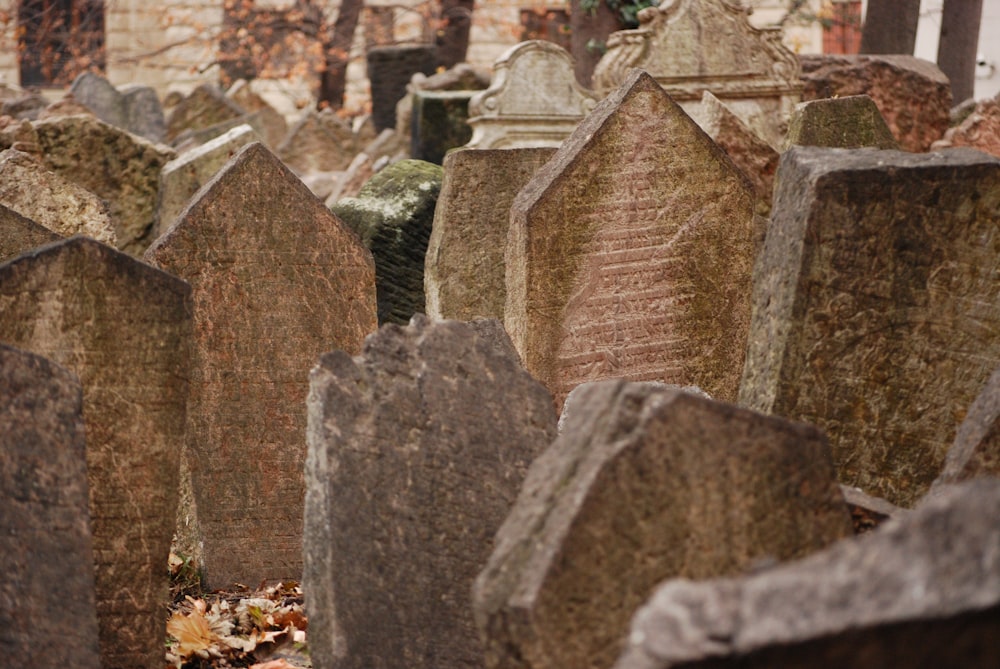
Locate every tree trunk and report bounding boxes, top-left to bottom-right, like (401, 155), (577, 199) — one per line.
(859, 0), (920, 55)
(569, 0), (624, 88)
(318, 0), (366, 109)
(435, 0), (474, 69)
(937, 0), (984, 103)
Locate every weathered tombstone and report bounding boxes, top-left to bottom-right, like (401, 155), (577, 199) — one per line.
(165, 82), (246, 143)
(31, 114), (175, 255)
(799, 54), (951, 152)
(506, 69), (756, 409)
(0, 204), (60, 262)
(70, 72), (167, 142)
(932, 367), (1000, 489)
(466, 40), (599, 150)
(0, 148), (117, 246)
(933, 93), (1000, 158)
(425, 147), (556, 321)
(304, 315), (558, 669)
(145, 142), (376, 589)
(119, 83), (169, 142)
(395, 62), (491, 151)
(227, 79), (288, 148)
(0, 344), (100, 668)
(331, 159), (442, 325)
(739, 146), (1000, 508)
(474, 379), (853, 669)
(367, 45), (438, 131)
(614, 478), (1000, 669)
(410, 90), (473, 164)
(0, 235), (191, 669)
(277, 108), (357, 174)
(1, 91), (48, 121)
(783, 94), (899, 150)
(592, 0), (802, 148)
(325, 128), (408, 206)
(156, 123), (261, 236)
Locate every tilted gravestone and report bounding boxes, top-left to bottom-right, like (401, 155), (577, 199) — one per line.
(783, 94), (899, 150)
(277, 108), (357, 175)
(165, 82), (246, 144)
(0, 235), (191, 669)
(0, 344), (100, 668)
(70, 72), (167, 142)
(145, 142), (377, 589)
(932, 366), (1000, 489)
(506, 69), (756, 409)
(425, 147), (556, 322)
(0, 203), (59, 263)
(740, 146), (1000, 508)
(933, 93), (1000, 158)
(614, 478), (1000, 669)
(227, 79), (288, 149)
(474, 380), (853, 669)
(304, 315), (558, 669)
(331, 159), (442, 325)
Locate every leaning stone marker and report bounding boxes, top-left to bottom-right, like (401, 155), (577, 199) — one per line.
(304, 316), (558, 669)
(932, 366), (1000, 488)
(506, 69), (756, 409)
(783, 94), (899, 150)
(614, 478), (1000, 669)
(474, 380), (852, 669)
(0, 204), (59, 262)
(146, 142), (376, 589)
(0, 344), (100, 668)
(740, 146), (1000, 507)
(0, 235), (191, 669)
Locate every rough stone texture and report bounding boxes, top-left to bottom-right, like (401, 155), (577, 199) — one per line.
(0, 344), (100, 669)
(466, 40), (599, 149)
(506, 69), (756, 410)
(694, 91), (779, 217)
(592, 0), (802, 148)
(70, 72), (167, 142)
(325, 128), (408, 206)
(145, 142), (376, 590)
(932, 94), (1000, 157)
(0, 235), (191, 669)
(932, 367), (1000, 488)
(2, 91), (48, 121)
(739, 146), (1000, 508)
(0, 204), (60, 262)
(474, 380), (853, 669)
(38, 94), (95, 120)
(614, 478), (1000, 669)
(31, 114), (176, 255)
(395, 62), (491, 152)
(409, 90), (473, 164)
(799, 54), (952, 152)
(783, 95), (899, 150)
(425, 147), (555, 321)
(304, 315), (558, 669)
(367, 45), (438, 131)
(0, 148), (117, 246)
(165, 83), (246, 144)
(156, 123), (261, 237)
(277, 108), (357, 175)
(331, 159), (442, 325)
(226, 79), (288, 149)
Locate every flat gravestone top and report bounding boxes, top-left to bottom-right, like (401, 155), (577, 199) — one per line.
(783, 94), (899, 150)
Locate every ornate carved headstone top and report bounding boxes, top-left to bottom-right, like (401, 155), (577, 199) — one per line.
(467, 41), (599, 149)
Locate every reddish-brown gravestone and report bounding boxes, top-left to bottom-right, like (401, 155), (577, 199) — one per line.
(145, 142), (377, 589)
(0, 203), (59, 263)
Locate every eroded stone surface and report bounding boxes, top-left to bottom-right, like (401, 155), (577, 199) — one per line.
(0, 204), (60, 263)
(933, 367), (1000, 488)
(933, 93), (1000, 158)
(474, 380), (852, 669)
(277, 108), (356, 174)
(783, 95), (899, 150)
(165, 83), (246, 144)
(304, 316), (557, 669)
(145, 142), (376, 589)
(70, 72), (166, 142)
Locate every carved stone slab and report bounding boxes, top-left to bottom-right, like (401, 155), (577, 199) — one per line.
(593, 0), (802, 147)
(145, 142), (376, 589)
(0, 236), (191, 669)
(739, 146), (1000, 508)
(70, 72), (166, 142)
(614, 478), (1000, 669)
(933, 366), (1000, 488)
(505, 69), (756, 409)
(425, 147), (555, 321)
(0, 203), (59, 263)
(0, 344), (100, 668)
(467, 41), (599, 149)
(783, 94), (899, 150)
(304, 316), (557, 669)
(474, 380), (852, 669)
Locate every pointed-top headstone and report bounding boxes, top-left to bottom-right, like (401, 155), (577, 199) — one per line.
(0, 204), (59, 263)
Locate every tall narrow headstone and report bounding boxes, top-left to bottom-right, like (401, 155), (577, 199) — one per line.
(474, 380), (852, 669)
(0, 204), (59, 262)
(145, 142), (377, 589)
(0, 344), (100, 668)
(0, 236), (191, 669)
(506, 69), (756, 409)
(304, 316), (558, 669)
(740, 146), (1000, 507)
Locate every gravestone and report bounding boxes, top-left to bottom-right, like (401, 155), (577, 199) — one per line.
(156, 123), (260, 236)
(409, 90), (473, 164)
(0, 344), (100, 668)
(474, 380), (853, 669)
(145, 142), (376, 589)
(395, 63), (491, 151)
(614, 478), (1000, 669)
(0, 148), (117, 246)
(739, 146), (1000, 508)
(783, 94), (899, 150)
(325, 128), (408, 206)
(331, 159), (442, 325)
(799, 54), (951, 152)
(466, 40), (599, 149)
(277, 108), (357, 174)
(70, 72), (167, 142)
(31, 114), (175, 255)
(304, 315), (558, 669)
(227, 79), (288, 148)
(506, 69), (756, 409)
(0, 204), (59, 262)
(0, 235), (191, 669)
(592, 0), (802, 148)
(425, 147), (556, 321)
(367, 45), (438, 131)
(932, 367), (1000, 488)
(933, 93), (1000, 158)
(165, 83), (246, 143)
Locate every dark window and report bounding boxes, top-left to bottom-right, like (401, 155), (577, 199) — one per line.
(18, 0), (105, 87)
